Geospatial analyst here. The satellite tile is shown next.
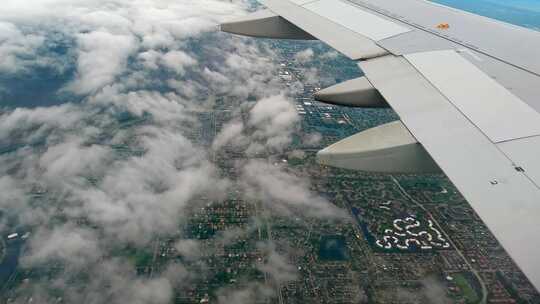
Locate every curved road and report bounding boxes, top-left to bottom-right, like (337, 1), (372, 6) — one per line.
(390, 175), (488, 304)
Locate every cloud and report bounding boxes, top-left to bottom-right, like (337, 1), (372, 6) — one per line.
(212, 94), (300, 155)
(0, 0), (350, 302)
(23, 225), (102, 269)
(0, 104), (84, 141)
(0, 22), (45, 74)
(293, 48), (314, 64)
(246, 94), (299, 154)
(66, 127), (230, 244)
(88, 88), (193, 123)
(212, 120), (245, 150)
(287, 149), (306, 160)
(65, 31), (137, 94)
(35, 259), (176, 304)
(138, 49), (199, 75)
(240, 159), (348, 219)
(393, 276), (452, 303)
(420, 276), (452, 304)
(214, 240), (297, 304)
(256, 242), (298, 284)
(248, 94), (299, 139)
(39, 139), (112, 181)
(174, 239), (201, 261)
(321, 50), (339, 60)
(0, 0), (251, 95)
(217, 283), (275, 304)
(302, 132), (322, 147)
(302, 67), (321, 85)
(0, 175), (29, 219)
(161, 50), (198, 74)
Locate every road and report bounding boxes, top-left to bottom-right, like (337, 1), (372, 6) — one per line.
(390, 175), (488, 304)
(256, 200), (285, 304)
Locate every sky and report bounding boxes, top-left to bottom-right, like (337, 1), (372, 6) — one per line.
(0, 0), (538, 303)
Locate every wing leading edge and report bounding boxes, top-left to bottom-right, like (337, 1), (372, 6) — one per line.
(221, 0), (540, 292)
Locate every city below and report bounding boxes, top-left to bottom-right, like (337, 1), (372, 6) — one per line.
(1, 38), (538, 303)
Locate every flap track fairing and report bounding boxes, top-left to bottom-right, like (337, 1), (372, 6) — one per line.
(317, 121), (441, 173)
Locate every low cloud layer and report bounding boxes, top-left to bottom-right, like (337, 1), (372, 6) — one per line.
(240, 159), (348, 218)
(0, 0), (346, 302)
(211, 94), (300, 155)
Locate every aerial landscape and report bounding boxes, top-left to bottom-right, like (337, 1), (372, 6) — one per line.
(0, 0), (539, 303)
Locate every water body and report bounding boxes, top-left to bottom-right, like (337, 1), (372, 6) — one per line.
(0, 238), (24, 288)
(319, 235), (349, 261)
(351, 207), (427, 253)
(0, 33), (79, 109)
(434, 0), (540, 29)
(351, 207), (376, 246)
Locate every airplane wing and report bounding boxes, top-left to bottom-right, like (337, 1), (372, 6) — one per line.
(221, 0), (540, 291)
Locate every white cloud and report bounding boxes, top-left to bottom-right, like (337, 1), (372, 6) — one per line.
(65, 31), (137, 94)
(0, 0), (350, 302)
(0, 176), (29, 216)
(0, 104), (84, 141)
(293, 48), (314, 64)
(0, 0), (250, 94)
(212, 120), (245, 150)
(217, 283), (275, 304)
(240, 159), (348, 219)
(137, 49), (199, 75)
(23, 225), (102, 268)
(302, 132), (322, 147)
(39, 139), (112, 181)
(211, 94), (301, 155)
(174, 239), (201, 261)
(247, 94), (299, 154)
(88, 88), (193, 123)
(420, 277), (452, 304)
(321, 50), (339, 60)
(161, 50), (198, 74)
(257, 242), (298, 284)
(64, 127), (230, 244)
(0, 22), (46, 74)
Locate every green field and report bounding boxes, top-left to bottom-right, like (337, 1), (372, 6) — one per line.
(454, 273), (480, 304)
